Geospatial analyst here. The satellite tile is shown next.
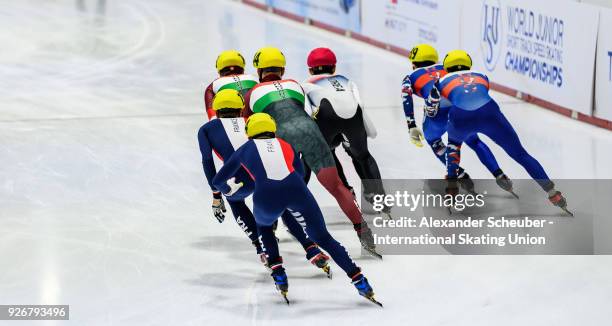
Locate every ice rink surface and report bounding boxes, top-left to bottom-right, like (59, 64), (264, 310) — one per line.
(1, 0), (611, 325)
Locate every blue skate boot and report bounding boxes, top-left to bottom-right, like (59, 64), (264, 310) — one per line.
(351, 272), (382, 307)
(270, 262), (289, 305)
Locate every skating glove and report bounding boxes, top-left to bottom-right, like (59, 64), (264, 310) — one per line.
(212, 191), (226, 223)
(408, 126), (425, 148)
(224, 177), (244, 196)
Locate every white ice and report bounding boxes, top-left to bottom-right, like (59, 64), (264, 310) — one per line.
(1, 0), (611, 325)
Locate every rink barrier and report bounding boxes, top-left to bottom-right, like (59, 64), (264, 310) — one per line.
(238, 0), (612, 131)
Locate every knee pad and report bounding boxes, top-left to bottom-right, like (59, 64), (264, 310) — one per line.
(430, 139), (447, 156)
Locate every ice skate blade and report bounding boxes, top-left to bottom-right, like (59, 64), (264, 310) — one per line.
(280, 291), (290, 305)
(561, 207), (574, 217)
(363, 247), (382, 260)
(364, 295), (383, 307)
(322, 265), (333, 279)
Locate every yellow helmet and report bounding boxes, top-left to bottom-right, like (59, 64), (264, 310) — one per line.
(246, 113), (277, 138)
(216, 50), (246, 72)
(443, 50), (473, 70)
(409, 44), (439, 63)
(253, 47), (286, 69)
(212, 89), (245, 111)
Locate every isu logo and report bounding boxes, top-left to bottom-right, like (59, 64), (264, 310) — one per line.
(481, 0), (502, 71)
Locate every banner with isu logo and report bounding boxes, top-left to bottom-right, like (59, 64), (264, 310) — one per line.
(462, 0), (599, 115)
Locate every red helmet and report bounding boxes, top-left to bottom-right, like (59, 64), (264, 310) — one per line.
(307, 47), (337, 68)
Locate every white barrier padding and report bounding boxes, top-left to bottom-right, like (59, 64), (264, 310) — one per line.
(595, 7), (612, 121)
(361, 0), (462, 56)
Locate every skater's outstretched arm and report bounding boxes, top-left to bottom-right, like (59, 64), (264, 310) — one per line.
(197, 126), (218, 192)
(401, 75), (416, 128)
(402, 75), (424, 147)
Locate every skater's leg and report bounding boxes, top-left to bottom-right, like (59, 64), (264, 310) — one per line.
(280, 209), (317, 253)
(337, 134), (367, 181)
(461, 131), (515, 195)
(315, 166), (362, 225)
(300, 158), (375, 248)
(349, 147), (382, 185)
(316, 102), (351, 190)
(257, 223), (282, 266)
(226, 199), (259, 244)
(423, 114), (449, 166)
(445, 111), (472, 179)
(464, 134), (503, 177)
(289, 193), (361, 278)
(291, 101), (373, 248)
(253, 196), (287, 266)
(257, 220), (289, 297)
(252, 194), (292, 295)
(424, 110), (473, 184)
(480, 103), (552, 190)
(286, 119), (359, 223)
(342, 108), (384, 195)
(426, 138), (448, 165)
(282, 208), (330, 271)
(332, 148), (353, 190)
